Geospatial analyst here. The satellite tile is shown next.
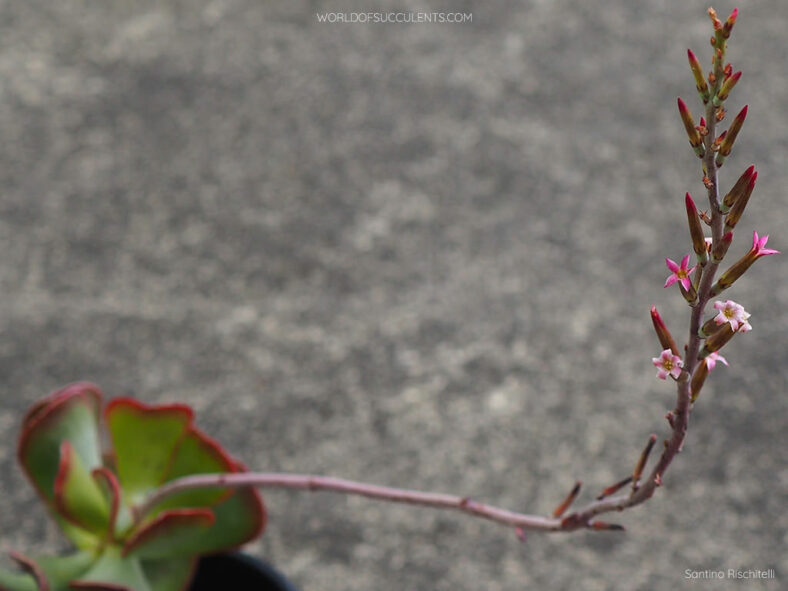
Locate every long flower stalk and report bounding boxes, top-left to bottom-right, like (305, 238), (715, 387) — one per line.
(132, 7), (777, 537)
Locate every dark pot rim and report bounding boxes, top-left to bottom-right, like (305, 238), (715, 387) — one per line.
(189, 551), (299, 591)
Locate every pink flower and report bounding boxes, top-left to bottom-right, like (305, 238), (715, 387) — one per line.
(664, 254), (696, 291)
(705, 352), (728, 371)
(713, 299), (751, 332)
(750, 231), (779, 258)
(652, 349), (683, 380)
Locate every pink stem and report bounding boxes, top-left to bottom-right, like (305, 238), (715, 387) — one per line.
(134, 472), (565, 532)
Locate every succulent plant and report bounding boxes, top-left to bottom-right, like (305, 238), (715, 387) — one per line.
(0, 383), (265, 591)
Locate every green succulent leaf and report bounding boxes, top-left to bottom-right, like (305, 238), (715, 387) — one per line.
(69, 547), (151, 591)
(18, 383), (103, 506)
(201, 484), (266, 554)
(125, 482), (265, 560)
(54, 442), (110, 534)
(123, 509), (216, 560)
(0, 551), (95, 591)
(104, 399), (193, 505)
(140, 558), (196, 591)
(55, 519), (101, 553)
(0, 565), (36, 591)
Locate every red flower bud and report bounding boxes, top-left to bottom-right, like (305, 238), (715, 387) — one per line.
(651, 306), (680, 356)
(722, 165), (755, 211)
(677, 98), (703, 150)
(687, 49), (710, 103)
(724, 171), (757, 231)
(716, 105), (748, 165)
(685, 193), (708, 262)
(714, 71), (742, 105)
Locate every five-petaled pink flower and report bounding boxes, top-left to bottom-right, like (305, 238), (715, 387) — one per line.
(652, 349), (683, 380)
(713, 300), (752, 332)
(664, 254), (696, 291)
(750, 231), (779, 258)
(705, 352), (729, 371)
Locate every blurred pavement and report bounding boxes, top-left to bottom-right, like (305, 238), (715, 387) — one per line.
(0, 1), (786, 590)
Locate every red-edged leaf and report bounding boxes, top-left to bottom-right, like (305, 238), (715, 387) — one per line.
(152, 426), (239, 513)
(90, 468), (121, 541)
(53, 442), (110, 534)
(0, 552), (95, 591)
(104, 399), (193, 504)
(7, 552), (48, 591)
(122, 509), (215, 560)
(200, 483), (266, 554)
(17, 383), (103, 506)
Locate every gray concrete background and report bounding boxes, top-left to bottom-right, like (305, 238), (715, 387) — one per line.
(0, 1), (786, 589)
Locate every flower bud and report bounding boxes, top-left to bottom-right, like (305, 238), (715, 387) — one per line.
(712, 130), (727, 151)
(632, 434), (657, 489)
(596, 476), (632, 500)
(699, 316), (725, 338)
(707, 7), (722, 30)
(713, 71), (742, 106)
(712, 254), (755, 295)
(716, 105), (748, 166)
(687, 49), (710, 103)
(721, 165), (755, 212)
(679, 279), (697, 304)
(722, 8), (738, 39)
(552, 481), (582, 518)
(690, 361), (709, 403)
(701, 323), (735, 354)
(685, 193), (708, 263)
(677, 98), (704, 157)
(712, 231), (734, 263)
(650, 306), (679, 356)
(724, 171), (757, 232)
